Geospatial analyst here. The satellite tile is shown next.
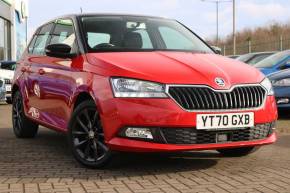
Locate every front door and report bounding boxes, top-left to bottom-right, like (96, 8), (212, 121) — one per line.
(33, 18), (77, 130)
(28, 19), (77, 130)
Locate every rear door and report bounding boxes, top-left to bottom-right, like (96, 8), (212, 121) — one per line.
(23, 23), (53, 119)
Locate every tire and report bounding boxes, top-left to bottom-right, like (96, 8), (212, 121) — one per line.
(6, 98), (12, 104)
(12, 91), (39, 138)
(68, 100), (112, 168)
(217, 146), (258, 157)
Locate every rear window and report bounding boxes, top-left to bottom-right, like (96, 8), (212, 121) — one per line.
(247, 54), (272, 65)
(255, 51), (290, 68)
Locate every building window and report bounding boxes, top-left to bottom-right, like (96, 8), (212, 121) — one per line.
(0, 17), (11, 61)
(15, 11), (27, 60)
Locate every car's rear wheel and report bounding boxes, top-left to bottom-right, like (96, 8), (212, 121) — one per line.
(6, 97), (12, 104)
(68, 100), (112, 168)
(217, 147), (257, 157)
(12, 91), (39, 138)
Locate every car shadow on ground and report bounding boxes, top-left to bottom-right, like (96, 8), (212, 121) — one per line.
(0, 128), (220, 180)
(278, 110), (290, 119)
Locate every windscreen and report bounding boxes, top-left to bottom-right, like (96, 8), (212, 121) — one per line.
(80, 16), (213, 53)
(236, 53), (254, 63)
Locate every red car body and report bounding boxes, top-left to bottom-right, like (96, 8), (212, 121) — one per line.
(14, 51), (277, 148)
(12, 14), (277, 167)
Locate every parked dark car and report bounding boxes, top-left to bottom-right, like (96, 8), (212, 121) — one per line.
(236, 52), (276, 65)
(268, 69), (290, 110)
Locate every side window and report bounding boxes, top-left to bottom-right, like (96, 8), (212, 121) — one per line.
(49, 19), (76, 53)
(248, 55), (269, 65)
(87, 32), (111, 48)
(158, 26), (194, 50)
(33, 23), (53, 55)
(28, 35), (37, 53)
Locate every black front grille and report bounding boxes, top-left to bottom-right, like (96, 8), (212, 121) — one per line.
(4, 79), (11, 85)
(168, 86), (266, 110)
(160, 123), (274, 145)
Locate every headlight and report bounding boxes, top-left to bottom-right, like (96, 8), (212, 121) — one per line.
(271, 78), (290, 87)
(110, 78), (168, 98)
(260, 78), (274, 95)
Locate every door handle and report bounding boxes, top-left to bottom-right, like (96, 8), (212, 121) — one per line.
(38, 69), (45, 75)
(21, 67), (27, 72)
(21, 66), (33, 73)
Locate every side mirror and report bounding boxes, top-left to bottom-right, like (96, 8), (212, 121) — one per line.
(211, 46), (222, 55)
(45, 44), (76, 59)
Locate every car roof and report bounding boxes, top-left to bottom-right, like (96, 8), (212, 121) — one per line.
(52, 13), (168, 21)
(36, 13), (171, 31)
(33, 13), (170, 37)
(247, 51), (277, 56)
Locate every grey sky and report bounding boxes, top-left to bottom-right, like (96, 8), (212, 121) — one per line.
(28, 0), (290, 40)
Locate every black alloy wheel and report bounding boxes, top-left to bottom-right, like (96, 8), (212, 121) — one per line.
(68, 100), (111, 168)
(12, 91), (38, 138)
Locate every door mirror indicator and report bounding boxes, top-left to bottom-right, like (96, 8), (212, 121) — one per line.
(45, 44), (77, 59)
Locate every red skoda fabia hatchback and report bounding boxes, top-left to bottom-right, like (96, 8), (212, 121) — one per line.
(12, 14), (277, 168)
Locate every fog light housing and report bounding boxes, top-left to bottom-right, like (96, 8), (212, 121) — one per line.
(125, 127), (153, 139)
(277, 98), (289, 104)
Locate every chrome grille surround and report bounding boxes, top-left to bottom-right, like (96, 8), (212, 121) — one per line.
(166, 84), (267, 112)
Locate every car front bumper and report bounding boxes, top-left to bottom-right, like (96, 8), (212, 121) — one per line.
(92, 78), (278, 152)
(108, 132), (277, 152)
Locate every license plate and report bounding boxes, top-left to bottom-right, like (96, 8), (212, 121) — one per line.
(196, 112), (254, 130)
(5, 85), (11, 92)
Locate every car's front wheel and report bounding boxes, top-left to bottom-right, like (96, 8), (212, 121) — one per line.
(68, 100), (112, 168)
(12, 91), (39, 138)
(217, 147), (257, 157)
